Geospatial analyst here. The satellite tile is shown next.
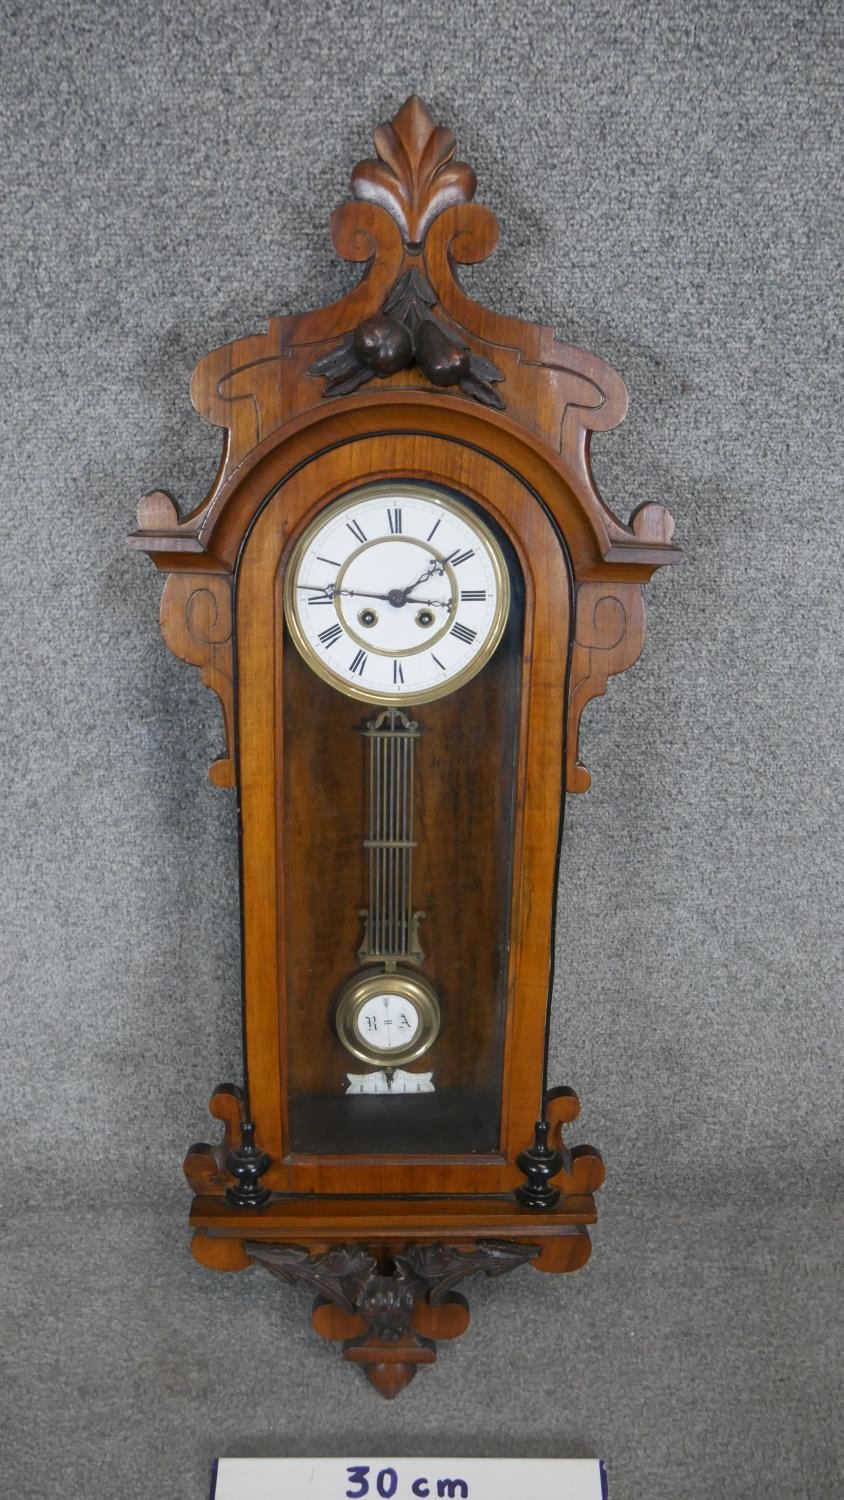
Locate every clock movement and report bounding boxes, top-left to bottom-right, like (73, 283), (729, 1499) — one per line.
(130, 96), (679, 1397)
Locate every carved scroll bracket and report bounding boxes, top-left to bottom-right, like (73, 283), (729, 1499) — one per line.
(567, 580), (646, 794)
(566, 503), (675, 792)
(244, 1239), (538, 1398)
(515, 1086), (606, 1216)
(184, 1085), (273, 1209)
(544, 1086), (606, 1203)
(157, 569), (235, 787)
(181, 1086), (241, 1188)
(183, 1083), (245, 1194)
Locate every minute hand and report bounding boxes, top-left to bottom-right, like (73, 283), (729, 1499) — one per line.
(398, 558), (447, 596)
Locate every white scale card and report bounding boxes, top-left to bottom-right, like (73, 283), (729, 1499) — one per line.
(211, 1457), (607, 1500)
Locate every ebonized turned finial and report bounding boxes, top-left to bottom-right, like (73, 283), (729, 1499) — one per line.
(515, 1119), (564, 1210)
(224, 1118), (271, 1208)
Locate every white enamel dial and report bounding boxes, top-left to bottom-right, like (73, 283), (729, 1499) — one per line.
(283, 483), (510, 704)
(335, 968), (441, 1068)
(356, 993), (421, 1052)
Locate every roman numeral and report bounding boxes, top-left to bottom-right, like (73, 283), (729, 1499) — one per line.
(460, 589), (486, 602)
(318, 623), (343, 649)
(450, 622), (477, 645)
(316, 555), (341, 567)
(350, 649), (367, 676)
(445, 548), (475, 567)
(307, 593), (334, 605)
(387, 508), (402, 534)
(346, 519), (367, 543)
(393, 660), (404, 685)
(426, 518), (442, 542)
(431, 653), (446, 671)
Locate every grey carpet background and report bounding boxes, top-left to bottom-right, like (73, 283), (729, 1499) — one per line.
(1, 1), (842, 1496)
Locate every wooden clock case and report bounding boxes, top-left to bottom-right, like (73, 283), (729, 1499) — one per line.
(130, 97), (679, 1397)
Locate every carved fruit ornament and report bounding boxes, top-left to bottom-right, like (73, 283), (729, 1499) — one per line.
(307, 96), (505, 408)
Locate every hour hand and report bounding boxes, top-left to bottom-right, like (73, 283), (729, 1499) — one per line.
(298, 583), (380, 600)
(297, 582), (336, 597)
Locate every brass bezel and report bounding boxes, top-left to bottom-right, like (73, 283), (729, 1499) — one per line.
(282, 482), (511, 706)
(335, 968), (441, 1068)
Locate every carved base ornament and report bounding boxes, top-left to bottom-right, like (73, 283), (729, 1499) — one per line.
(245, 1241), (537, 1398)
(131, 96), (678, 1397)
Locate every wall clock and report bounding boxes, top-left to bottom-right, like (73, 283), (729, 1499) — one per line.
(130, 96), (679, 1398)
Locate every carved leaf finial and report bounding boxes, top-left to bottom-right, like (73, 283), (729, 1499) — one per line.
(351, 94), (476, 248)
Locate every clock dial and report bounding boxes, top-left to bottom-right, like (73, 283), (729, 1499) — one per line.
(283, 483), (510, 704)
(357, 994), (421, 1051)
(335, 969), (440, 1068)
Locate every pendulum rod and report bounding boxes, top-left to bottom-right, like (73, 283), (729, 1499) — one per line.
(359, 708), (423, 964)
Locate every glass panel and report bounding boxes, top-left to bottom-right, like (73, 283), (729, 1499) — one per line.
(281, 485), (524, 1155)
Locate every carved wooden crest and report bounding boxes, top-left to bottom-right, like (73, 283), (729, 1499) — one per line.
(130, 94), (679, 797)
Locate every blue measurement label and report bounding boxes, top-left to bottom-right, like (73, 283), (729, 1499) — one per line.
(211, 1457), (607, 1500)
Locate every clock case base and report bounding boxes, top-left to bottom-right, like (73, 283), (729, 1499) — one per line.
(186, 1085), (603, 1398)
